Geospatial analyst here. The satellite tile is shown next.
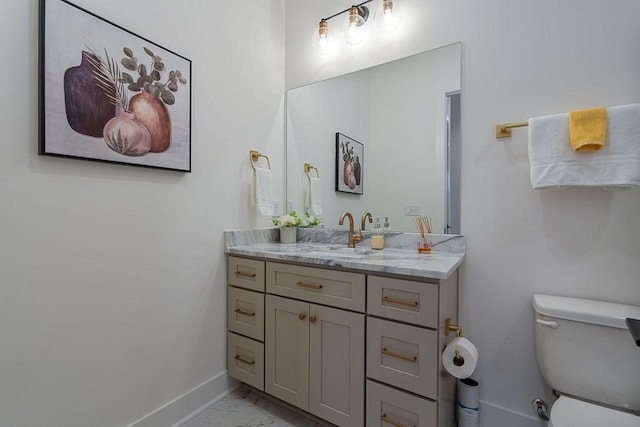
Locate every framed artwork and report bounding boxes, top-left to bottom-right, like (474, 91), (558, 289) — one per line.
(335, 133), (363, 195)
(39, 0), (192, 172)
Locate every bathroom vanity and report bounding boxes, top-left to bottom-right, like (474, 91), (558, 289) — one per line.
(225, 230), (464, 427)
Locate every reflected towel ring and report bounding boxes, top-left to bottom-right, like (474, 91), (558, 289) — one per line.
(304, 163), (320, 178)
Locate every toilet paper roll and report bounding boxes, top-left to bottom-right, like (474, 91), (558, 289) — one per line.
(442, 337), (478, 379)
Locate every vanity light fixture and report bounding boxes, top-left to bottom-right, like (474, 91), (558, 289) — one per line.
(312, 0), (402, 54)
(342, 6), (367, 46)
(311, 19), (335, 55)
(374, 0), (402, 34)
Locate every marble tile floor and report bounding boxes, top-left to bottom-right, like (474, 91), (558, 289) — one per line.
(180, 386), (331, 427)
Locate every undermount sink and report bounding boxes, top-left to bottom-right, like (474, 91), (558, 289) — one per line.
(324, 246), (374, 255)
(308, 249), (369, 259)
(274, 243), (381, 259)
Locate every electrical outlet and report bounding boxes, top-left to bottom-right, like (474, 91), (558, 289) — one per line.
(404, 205), (420, 216)
(287, 200), (294, 212)
(272, 200), (281, 216)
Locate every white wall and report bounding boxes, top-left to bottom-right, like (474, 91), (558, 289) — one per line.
(287, 0), (640, 425)
(0, 1), (284, 426)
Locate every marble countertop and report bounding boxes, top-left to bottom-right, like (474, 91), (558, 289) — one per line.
(225, 238), (464, 280)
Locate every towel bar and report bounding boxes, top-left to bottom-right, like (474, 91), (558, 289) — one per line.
(249, 149), (271, 170)
(304, 163), (319, 178)
(496, 121), (528, 138)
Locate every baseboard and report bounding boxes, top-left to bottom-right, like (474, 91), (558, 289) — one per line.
(126, 371), (240, 427)
(479, 399), (544, 427)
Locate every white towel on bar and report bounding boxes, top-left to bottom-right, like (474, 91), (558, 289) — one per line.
(253, 167), (274, 216)
(528, 103), (640, 189)
(309, 176), (323, 216)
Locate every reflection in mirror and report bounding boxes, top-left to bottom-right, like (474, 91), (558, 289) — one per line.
(286, 43), (461, 233)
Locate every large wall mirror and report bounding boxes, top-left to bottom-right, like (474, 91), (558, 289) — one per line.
(286, 43), (461, 233)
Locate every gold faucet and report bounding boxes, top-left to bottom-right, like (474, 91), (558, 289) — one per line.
(361, 212), (373, 231)
(338, 212), (362, 248)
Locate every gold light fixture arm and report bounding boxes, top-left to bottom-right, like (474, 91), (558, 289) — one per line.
(496, 121), (529, 138)
(249, 149), (271, 170)
(321, 0), (374, 22)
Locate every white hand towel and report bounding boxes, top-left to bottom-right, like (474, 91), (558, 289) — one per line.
(253, 167), (274, 216)
(309, 176), (323, 216)
(528, 103), (640, 189)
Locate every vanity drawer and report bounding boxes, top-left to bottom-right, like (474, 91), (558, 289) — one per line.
(366, 380), (437, 427)
(228, 256), (265, 292)
(228, 287), (264, 341)
(266, 262), (365, 312)
(367, 317), (438, 399)
(227, 332), (264, 391)
(368, 276), (438, 328)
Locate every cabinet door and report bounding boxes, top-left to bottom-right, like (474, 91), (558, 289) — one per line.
(228, 256), (265, 292)
(366, 379), (437, 427)
(227, 332), (264, 391)
(265, 294), (309, 411)
(368, 276), (438, 328)
(367, 317), (438, 399)
(266, 262), (365, 312)
(309, 304), (365, 427)
(228, 286), (264, 341)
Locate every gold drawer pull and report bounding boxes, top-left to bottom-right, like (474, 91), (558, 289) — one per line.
(296, 281), (323, 290)
(234, 355), (255, 365)
(382, 348), (417, 363)
(382, 413), (410, 427)
(234, 308), (256, 317)
(235, 271), (256, 278)
(383, 295), (418, 307)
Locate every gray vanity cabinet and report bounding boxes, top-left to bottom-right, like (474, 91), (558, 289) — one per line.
(227, 257), (266, 391)
(366, 273), (458, 427)
(265, 263), (366, 427)
(265, 294), (365, 427)
(227, 255), (459, 427)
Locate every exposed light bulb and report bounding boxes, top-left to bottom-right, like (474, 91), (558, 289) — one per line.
(374, 0), (402, 34)
(312, 19), (335, 55)
(341, 7), (366, 46)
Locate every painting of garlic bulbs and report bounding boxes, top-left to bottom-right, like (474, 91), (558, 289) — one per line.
(40, 0), (191, 172)
(335, 133), (364, 195)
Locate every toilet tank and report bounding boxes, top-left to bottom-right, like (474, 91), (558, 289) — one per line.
(533, 294), (640, 413)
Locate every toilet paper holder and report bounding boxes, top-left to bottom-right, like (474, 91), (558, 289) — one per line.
(445, 318), (464, 337)
(445, 318), (466, 366)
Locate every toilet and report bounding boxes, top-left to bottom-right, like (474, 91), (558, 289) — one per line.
(533, 294), (640, 426)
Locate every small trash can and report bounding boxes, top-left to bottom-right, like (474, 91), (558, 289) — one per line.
(457, 378), (479, 427)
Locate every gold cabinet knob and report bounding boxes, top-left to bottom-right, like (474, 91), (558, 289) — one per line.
(299, 313), (306, 320)
(309, 315), (317, 323)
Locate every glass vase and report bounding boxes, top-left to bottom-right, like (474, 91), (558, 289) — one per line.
(417, 238), (431, 253)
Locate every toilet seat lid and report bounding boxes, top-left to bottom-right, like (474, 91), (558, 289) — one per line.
(551, 396), (640, 426)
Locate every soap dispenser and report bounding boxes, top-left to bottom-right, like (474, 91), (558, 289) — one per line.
(371, 217), (384, 250)
(383, 216), (391, 234)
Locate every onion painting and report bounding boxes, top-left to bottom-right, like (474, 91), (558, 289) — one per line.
(63, 45), (187, 157)
(336, 133), (364, 195)
(103, 111), (151, 156)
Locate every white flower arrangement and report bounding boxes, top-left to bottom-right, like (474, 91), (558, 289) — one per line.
(272, 211), (322, 228)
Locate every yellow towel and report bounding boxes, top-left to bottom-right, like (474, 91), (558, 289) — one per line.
(569, 107), (607, 152)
